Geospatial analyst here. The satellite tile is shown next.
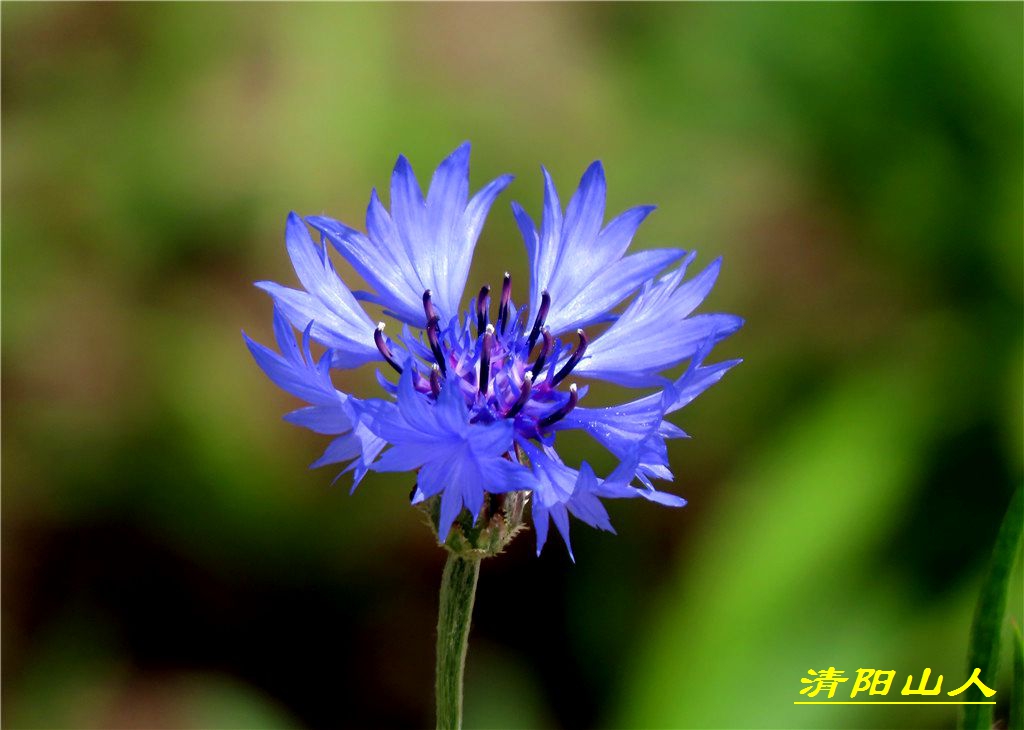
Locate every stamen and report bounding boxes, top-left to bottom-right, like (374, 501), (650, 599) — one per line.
(530, 328), (553, 379)
(476, 285), (491, 335)
(426, 316), (447, 376)
(505, 372), (533, 418)
(374, 322), (403, 374)
(479, 325), (495, 395)
(526, 290), (551, 352)
(538, 383), (578, 430)
(553, 329), (588, 386)
(497, 272), (512, 334)
(429, 363), (442, 397)
(422, 289), (437, 323)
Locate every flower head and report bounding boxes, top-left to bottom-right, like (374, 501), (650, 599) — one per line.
(245, 143), (742, 557)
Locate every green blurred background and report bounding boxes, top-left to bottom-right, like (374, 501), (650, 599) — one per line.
(3, 3), (1022, 729)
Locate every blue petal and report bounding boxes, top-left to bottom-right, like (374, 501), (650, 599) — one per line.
(342, 423), (389, 493)
(272, 303), (302, 365)
(566, 463), (615, 532)
(572, 256), (744, 386)
(556, 392), (666, 463)
(390, 155), (429, 258)
(255, 282), (379, 369)
(532, 499), (551, 556)
(372, 439), (433, 473)
(516, 163), (679, 336)
(310, 433), (363, 469)
(520, 167), (564, 317)
(589, 448), (688, 507)
(484, 457), (541, 493)
(266, 213), (380, 365)
(284, 404), (352, 434)
(635, 490), (687, 507)
(465, 173), (515, 262)
(366, 368), (533, 542)
(592, 473), (688, 508)
(396, 365), (444, 435)
(435, 472), (467, 541)
(664, 357), (743, 414)
(550, 504), (574, 563)
(541, 163), (610, 307)
(518, 441), (620, 559)
(416, 445), (532, 540)
(595, 205), (656, 264)
(425, 143), (471, 313)
(245, 314), (382, 489)
(558, 334), (741, 483)
(560, 161), (606, 269)
(512, 200), (539, 281)
(284, 212), (365, 325)
(308, 205), (424, 325)
(243, 324), (341, 407)
(311, 144), (512, 326)
(548, 247), (685, 333)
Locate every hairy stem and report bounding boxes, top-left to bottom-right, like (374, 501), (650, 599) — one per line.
(435, 553), (481, 730)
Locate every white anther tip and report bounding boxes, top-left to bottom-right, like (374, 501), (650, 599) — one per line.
(524, 372), (533, 382)
(376, 322), (386, 330)
(431, 363), (440, 372)
(484, 324), (495, 335)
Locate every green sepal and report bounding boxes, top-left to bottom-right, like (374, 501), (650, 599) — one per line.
(418, 489), (529, 559)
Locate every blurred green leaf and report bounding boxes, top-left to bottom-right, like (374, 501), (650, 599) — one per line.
(616, 355), (971, 729)
(961, 484), (1023, 730)
(463, 644), (553, 730)
(1012, 623), (1023, 730)
(2, 4), (1020, 727)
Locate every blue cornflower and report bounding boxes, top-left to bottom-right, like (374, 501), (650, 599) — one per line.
(244, 143), (742, 557)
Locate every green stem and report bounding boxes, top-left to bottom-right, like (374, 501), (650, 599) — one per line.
(435, 552), (481, 730)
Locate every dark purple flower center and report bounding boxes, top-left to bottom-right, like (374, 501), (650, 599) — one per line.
(373, 274), (588, 435)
